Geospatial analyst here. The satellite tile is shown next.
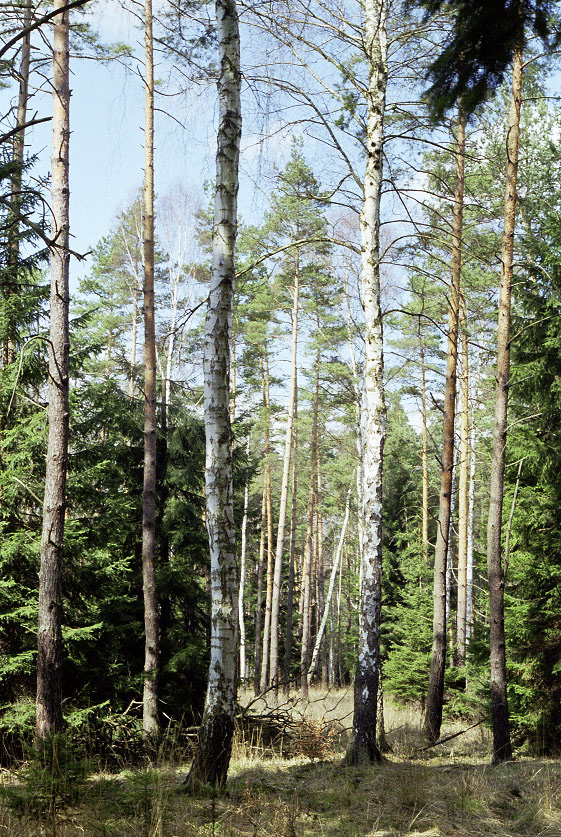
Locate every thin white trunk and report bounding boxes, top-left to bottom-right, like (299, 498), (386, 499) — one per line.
(165, 272), (180, 406)
(238, 435), (250, 681)
(129, 290), (138, 397)
(465, 382), (478, 643)
(308, 487), (351, 684)
(456, 293), (470, 665)
(269, 260), (299, 688)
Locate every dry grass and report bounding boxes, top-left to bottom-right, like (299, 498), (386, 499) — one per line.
(1, 691), (560, 836)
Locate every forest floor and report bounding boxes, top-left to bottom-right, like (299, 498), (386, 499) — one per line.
(1, 689), (561, 836)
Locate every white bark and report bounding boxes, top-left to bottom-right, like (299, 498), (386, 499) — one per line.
(308, 487), (351, 684)
(238, 435), (250, 681)
(185, 0), (241, 789)
(465, 395), (477, 643)
(269, 261), (299, 688)
(349, 0), (387, 765)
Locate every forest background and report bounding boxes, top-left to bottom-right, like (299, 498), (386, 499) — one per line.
(2, 0), (561, 814)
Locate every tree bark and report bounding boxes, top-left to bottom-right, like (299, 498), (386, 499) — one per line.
(254, 489), (266, 693)
(269, 255), (299, 689)
(455, 292), (470, 666)
(184, 0), (241, 789)
(347, 0), (387, 766)
(308, 487), (350, 683)
(316, 446), (328, 687)
(36, 0), (70, 739)
(466, 369), (478, 645)
(420, 319), (430, 564)
(486, 44), (523, 766)
(141, 0), (160, 736)
(259, 355), (274, 693)
(284, 405), (298, 693)
(300, 398), (318, 699)
(238, 436), (250, 682)
(423, 107), (465, 743)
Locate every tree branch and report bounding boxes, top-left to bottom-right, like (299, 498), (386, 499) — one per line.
(0, 0), (93, 61)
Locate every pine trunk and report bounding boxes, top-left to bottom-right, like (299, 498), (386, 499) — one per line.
(486, 45), (523, 766)
(36, 0), (70, 739)
(423, 108), (465, 743)
(347, 0), (387, 766)
(184, 0), (241, 790)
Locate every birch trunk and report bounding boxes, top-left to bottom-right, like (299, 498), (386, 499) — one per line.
(269, 257), (299, 689)
(141, 0), (159, 736)
(423, 108), (465, 743)
(36, 0), (70, 738)
(259, 356), (274, 692)
(316, 453), (328, 687)
(486, 45), (523, 766)
(347, 0), (387, 765)
(238, 436), (250, 681)
(308, 488), (351, 683)
(466, 391), (477, 644)
(455, 292), (470, 666)
(300, 391), (318, 699)
(284, 408), (298, 693)
(184, 0), (241, 789)
(300, 470), (315, 700)
(254, 490), (266, 693)
(420, 320), (430, 563)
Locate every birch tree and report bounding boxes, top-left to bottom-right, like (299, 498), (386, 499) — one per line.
(184, 0), (241, 789)
(347, 0), (388, 766)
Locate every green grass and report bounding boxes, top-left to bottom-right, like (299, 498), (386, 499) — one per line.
(1, 689), (561, 836)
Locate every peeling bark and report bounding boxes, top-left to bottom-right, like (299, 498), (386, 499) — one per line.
(184, 0), (241, 790)
(347, 0), (387, 766)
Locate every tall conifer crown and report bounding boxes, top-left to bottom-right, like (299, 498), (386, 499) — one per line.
(410, 0), (560, 116)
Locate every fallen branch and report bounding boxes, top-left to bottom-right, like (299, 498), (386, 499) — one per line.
(418, 715), (490, 751)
